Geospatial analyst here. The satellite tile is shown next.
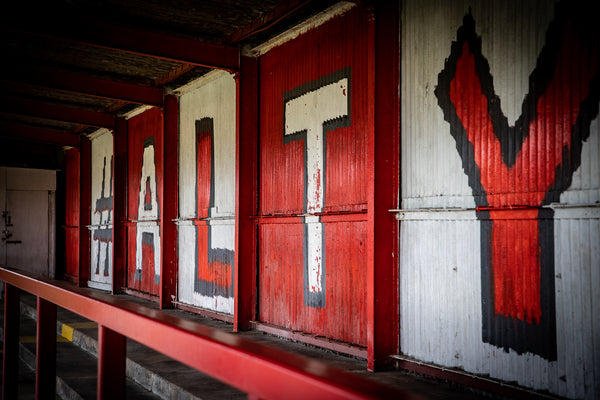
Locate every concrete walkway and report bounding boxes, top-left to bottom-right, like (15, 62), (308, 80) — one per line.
(1, 290), (538, 399)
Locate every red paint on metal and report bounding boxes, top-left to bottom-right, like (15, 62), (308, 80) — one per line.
(127, 107), (163, 296)
(97, 325), (126, 400)
(113, 118), (128, 293)
(2, 284), (20, 400)
(196, 124), (212, 218)
(195, 121), (233, 295)
(258, 6), (370, 346)
(0, 96), (116, 129)
(160, 94), (178, 309)
(79, 137), (92, 286)
(448, 29), (598, 322)
(36, 297), (57, 399)
(64, 148), (80, 280)
(368, 0), (400, 371)
(1, 267), (419, 400)
(258, 221), (367, 345)
(234, 56), (259, 331)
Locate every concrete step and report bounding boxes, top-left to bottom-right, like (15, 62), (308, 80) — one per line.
(18, 294), (245, 400)
(11, 311), (161, 400)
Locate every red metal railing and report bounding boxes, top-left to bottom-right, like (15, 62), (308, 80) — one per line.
(0, 267), (422, 400)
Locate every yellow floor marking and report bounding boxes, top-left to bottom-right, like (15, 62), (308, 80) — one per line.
(61, 322), (97, 342)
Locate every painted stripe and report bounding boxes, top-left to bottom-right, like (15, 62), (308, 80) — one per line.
(19, 335), (70, 343)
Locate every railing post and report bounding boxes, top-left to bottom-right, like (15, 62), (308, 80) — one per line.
(2, 283), (20, 400)
(97, 325), (125, 400)
(36, 297), (57, 399)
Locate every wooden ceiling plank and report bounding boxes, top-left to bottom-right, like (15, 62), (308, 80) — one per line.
(1, 66), (164, 106)
(0, 122), (80, 147)
(7, 20), (239, 71)
(0, 97), (116, 130)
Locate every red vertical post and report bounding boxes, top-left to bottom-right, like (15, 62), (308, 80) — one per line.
(79, 136), (92, 287)
(234, 56), (259, 332)
(2, 283), (20, 400)
(113, 118), (128, 293)
(161, 94), (178, 309)
(366, 0), (400, 371)
(97, 325), (125, 400)
(36, 297), (57, 399)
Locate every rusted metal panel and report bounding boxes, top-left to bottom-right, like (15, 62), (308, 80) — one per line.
(258, 5), (370, 346)
(64, 148), (79, 279)
(400, 1), (599, 398)
(127, 107), (163, 296)
(89, 131), (114, 290)
(177, 71), (237, 314)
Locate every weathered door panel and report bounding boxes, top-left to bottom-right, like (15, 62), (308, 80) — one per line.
(127, 108), (163, 296)
(89, 131), (113, 290)
(258, 6), (370, 346)
(401, 1), (600, 398)
(178, 72), (236, 314)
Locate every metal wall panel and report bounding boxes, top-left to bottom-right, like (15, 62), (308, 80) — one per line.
(177, 71), (236, 314)
(64, 148), (79, 279)
(258, 5), (369, 346)
(89, 131), (113, 290)
(127, 107), (163, 296)
(400, 1), (600, 398)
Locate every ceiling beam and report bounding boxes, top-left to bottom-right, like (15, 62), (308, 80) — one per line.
(0, 97), (116, 130)
(0, 122), (80, 147)
(228, 0), (313, 44)
(1, 66), (164, 106)
(7, 20), (239, 72)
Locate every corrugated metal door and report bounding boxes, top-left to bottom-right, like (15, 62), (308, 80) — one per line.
(400, 1), (600, 398)
(127, 108), (163, 296)
(89, 131), (113, 290)
(64, 148), (79, 281)
(178, 72), (237, 314)
(258, 6), (370, 346)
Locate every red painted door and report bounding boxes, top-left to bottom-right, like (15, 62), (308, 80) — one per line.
(126, 108), (163, 296)
(258, 7), (371, 346)
(64, 148), (80, 282)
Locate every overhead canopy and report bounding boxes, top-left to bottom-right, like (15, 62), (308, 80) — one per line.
(0, 0), (340, 166)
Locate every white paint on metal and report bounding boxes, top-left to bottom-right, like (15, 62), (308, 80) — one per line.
(401, 1), (600, 398)
(178, 71), (236, 314)
(284, 77), (348, 294)
(121, 105), (154, 120)
(136, 141), (161, 281)
(245, 2), (356, 57)
(90, 131), (113, 287)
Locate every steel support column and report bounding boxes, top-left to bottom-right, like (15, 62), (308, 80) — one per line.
(2, 284), (20, 400)
(112, 118), (128, 293)
(36, 297), (57, 399)
(79, 136), (92, 286)
(366, 0), (400, 371)
(160, 94), (178, 309)
(234, 56), (259, 331)
(97, 325), (126, 400)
